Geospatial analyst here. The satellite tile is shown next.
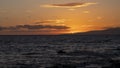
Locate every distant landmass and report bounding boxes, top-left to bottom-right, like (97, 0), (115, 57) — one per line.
(66, 27), (120, 35)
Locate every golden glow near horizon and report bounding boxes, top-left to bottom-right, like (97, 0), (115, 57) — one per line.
(0, 0), (120, 35)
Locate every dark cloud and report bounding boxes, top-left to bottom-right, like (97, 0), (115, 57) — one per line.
(0, 26), (7, 31)
(0, 24), (70, 31)
(52, 3), (85, 6)
(17, 25), (70, 30)
(0, 26), (3, 31)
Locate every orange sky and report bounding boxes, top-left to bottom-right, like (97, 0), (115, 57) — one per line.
(0, 0), (120, 35)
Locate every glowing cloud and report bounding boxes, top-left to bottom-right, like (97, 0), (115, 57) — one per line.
(41, 2), (97, 9)
(83, 11), (90, 14)
(35, 19), (66, 24)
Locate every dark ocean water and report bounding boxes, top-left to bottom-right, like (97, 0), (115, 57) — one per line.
(0, 35), (120, 68)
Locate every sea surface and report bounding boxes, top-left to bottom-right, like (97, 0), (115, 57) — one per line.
(0, 35), (120, 68)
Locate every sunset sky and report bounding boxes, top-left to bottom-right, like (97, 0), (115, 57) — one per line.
(0, 0), (120, 35)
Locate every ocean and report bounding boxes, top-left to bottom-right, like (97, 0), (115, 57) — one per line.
(0, 35), (120, 68)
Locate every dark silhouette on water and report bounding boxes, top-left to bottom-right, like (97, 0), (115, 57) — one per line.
(57, 50), (67, 55)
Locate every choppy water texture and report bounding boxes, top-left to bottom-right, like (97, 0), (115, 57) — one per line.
(0, 35), (120, 68)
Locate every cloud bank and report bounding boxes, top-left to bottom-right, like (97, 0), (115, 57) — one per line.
(0, 24), (70, 31)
